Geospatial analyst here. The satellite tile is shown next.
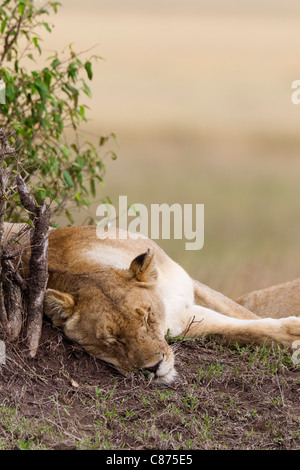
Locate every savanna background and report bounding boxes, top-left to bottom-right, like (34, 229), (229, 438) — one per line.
(50, 0), (300, 300)
(1, 0), (300, 451)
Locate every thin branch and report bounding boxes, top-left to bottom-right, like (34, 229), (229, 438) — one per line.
(0, 16), (23, 65)
(16, 174), (38, 214)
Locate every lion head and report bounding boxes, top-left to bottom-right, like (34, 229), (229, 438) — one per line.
(44, 249), (176, 384)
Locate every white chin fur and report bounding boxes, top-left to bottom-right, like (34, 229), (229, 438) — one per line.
(153, 367), (177, 384)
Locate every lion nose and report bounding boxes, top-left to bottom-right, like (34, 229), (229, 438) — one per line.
(145, 359), (163, 374)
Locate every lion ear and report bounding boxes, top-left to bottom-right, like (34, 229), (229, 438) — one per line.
(44, 289), (76, 327)
(129, 249), (158, 282)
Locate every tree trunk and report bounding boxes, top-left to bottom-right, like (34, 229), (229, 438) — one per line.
(17, 176), (50, 357)
(0, 128), (51, 357)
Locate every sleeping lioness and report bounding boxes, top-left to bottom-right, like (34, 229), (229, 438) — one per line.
(3, 223), (300, 384)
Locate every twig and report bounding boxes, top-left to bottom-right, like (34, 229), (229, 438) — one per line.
(181, 316), (204, 340)
(0, 17), (22, 65)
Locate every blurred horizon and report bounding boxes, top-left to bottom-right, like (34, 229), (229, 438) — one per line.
(45, 0), (300, 137)
(40, 0), (300, 297)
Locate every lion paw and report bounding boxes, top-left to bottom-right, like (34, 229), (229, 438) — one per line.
(279, 316), (300, 345)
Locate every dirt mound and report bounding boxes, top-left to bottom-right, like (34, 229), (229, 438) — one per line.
(0, 322), (300, 450)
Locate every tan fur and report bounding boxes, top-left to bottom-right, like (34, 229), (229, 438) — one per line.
(236, 279), (300, 319)
(4, 223), (300, 384)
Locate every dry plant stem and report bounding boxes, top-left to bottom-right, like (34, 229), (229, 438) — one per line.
(0, 128), (16, 332)
(17, 175), (50, 357)
(2, 267), (23, 341)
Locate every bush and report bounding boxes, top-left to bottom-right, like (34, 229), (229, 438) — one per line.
(0, 0), (116, 223)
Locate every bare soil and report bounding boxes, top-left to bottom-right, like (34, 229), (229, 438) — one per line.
(0, 320), (299, 450)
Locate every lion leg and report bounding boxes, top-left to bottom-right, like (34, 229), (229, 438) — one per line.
(236, 279), (300, 319)
(193, 280), (260, 320)
(178, 305), (300, 348)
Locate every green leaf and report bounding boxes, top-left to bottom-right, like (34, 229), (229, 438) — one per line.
(18, 2), (25, 15)
(64, 83), (79, 96)
(3, 69), (11, 82)
(51, 58), (61, 68)
(90, 179), (96, 197)
(110, 132), (120, 147)
(1, 19), (7, 34)
(43, 22), (52, 32)
(26, 219), (35, 228)
(95, 175), (105, 187)
(75, 156), (85, 168)
(68, 62), (78, 81)
(82, 80), (92, 98)
(99, 136), (109, 147)
(84, 61), (93, 80)
(43, 69), (52, 88)
(61, 145), (69, 158)
(31, 185), (47, 200)
(32, 37), (42, 55)
(65, 209), (74, 224)
(63, 170), (74, 187)
(78, 105), (86, 120)
(5, 83), (17, 101)
(51, 2), (62, 14)
(34, 78), (49, 102)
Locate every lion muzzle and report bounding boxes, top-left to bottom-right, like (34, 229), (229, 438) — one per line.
(144, 352), (177, 384)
